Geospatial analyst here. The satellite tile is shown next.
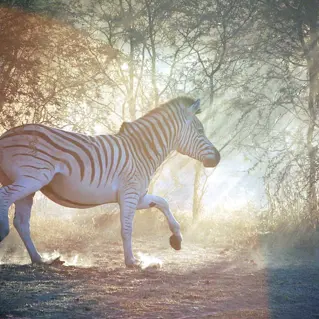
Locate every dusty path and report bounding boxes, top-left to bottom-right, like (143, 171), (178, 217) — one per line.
(1, 236), (319, 319)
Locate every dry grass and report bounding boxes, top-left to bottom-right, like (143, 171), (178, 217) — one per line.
(3, 201), (319, 265)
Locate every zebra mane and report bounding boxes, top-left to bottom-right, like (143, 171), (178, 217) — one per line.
(161, 96), (199, 112)
(118, 96), (200, 134)
(149, 96), (201, 117)
(119, 121), (130, 133)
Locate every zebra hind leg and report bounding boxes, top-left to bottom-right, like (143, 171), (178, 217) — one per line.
(0, 194), (10, 242)
(0, 174), (60, 264)
(0, 168), (12, 241)
(137, 194), (183, 250)
(13, 194), (63, 265)
(13, 194), (43, 263)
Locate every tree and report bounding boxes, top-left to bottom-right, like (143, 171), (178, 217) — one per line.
(169, 0), (257, 220)
(0, 5), (117, 132)
(224, 0), (319, 226)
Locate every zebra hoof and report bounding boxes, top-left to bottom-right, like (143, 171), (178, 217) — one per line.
(125, 257), (140, 268)
(169, 234), (182, 250)
(49, 256), (65, 266)
(42, 256), (65, 266)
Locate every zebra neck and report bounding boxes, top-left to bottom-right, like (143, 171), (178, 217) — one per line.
(137, 117), (175, 157)
(119, 119), (175, 177)
(133, 134), (172, 174)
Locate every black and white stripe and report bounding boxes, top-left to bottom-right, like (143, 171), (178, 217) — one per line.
(0, 96), (220, 266)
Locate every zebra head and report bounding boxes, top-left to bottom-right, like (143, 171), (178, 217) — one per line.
(176, 98), (220, 168)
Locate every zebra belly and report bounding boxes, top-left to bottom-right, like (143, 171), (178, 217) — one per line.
(41, 174), (119, 209)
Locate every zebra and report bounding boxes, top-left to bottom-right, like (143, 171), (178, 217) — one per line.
(0, 96), (220, 267)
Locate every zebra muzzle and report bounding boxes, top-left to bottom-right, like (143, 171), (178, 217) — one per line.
(203, 152), (220, 167)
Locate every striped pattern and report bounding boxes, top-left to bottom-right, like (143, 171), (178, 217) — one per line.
(0, 96), (220, 266)
(1, 125), (130, 186)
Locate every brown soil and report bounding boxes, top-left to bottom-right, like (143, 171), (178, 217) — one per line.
(1, 235), (319, 319)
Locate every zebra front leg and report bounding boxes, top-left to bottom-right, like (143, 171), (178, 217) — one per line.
(119, 190), (140, 267)
(137, 194), (182, 250)
(13, 194), (42, 263)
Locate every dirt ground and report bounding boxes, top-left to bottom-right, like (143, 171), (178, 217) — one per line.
(1, 234), (319, 319)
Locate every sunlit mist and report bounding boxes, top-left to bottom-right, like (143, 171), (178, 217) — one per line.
(137, 252), (163, 269)
(121, 62), (129, 70)
(42, 251), (94, 267)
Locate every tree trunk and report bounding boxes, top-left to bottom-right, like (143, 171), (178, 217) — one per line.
(192, 161), (203, 222)
(192, 76), (215, 221)
(145, 0), (159, 107)
(304, 0), (319, 226)
(128, 34), (135, 120)
(127, 0), (136, 121)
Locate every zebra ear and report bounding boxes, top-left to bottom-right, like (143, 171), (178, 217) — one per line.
(119, 121), (130, 134)
(186, 99), (201, 119)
